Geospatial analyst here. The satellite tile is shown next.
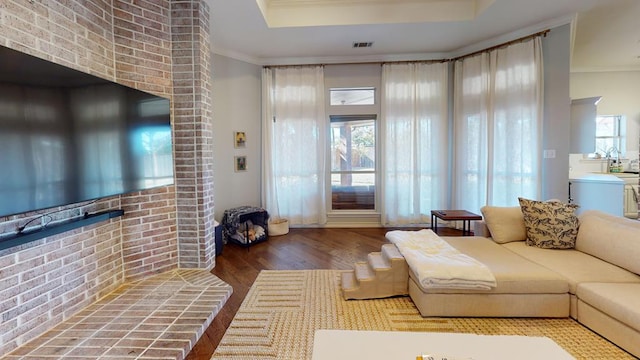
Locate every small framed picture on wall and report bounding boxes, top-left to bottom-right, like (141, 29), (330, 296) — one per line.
(234, 131), (246, 148)
(234, 156), (247, 172)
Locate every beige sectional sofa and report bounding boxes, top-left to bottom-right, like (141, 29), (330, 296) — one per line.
(409, 208), (640, 358)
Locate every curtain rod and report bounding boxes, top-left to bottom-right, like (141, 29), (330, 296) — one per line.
(264, 61), (379, 69)
(380, 59), (449, 66)
(264, 58), (446, 69)
(450, 29), (549, 62)
(263, 29), (550, 69)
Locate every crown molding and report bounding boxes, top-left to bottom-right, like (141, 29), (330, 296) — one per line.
(448, 14), (575, 59)
(260, 0), (491, 28)
(212, 47), (262, 66)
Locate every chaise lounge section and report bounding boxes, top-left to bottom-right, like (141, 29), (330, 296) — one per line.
(408, 235), (570, 318)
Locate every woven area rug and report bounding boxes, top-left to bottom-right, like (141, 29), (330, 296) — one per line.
(212, 270), (634, 359)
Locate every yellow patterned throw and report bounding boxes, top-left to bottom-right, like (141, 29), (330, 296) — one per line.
(518, 197), (579, 249)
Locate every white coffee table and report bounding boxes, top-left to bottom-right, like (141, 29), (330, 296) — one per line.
(312, 330), (575, 360)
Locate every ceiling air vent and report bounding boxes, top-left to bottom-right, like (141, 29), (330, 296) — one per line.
(352, 42), (373, 48)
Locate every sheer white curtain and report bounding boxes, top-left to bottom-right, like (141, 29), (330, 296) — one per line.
(453, 38), (543, 213)
(261, 66), (327, 225)
(381, 62), (449, 225)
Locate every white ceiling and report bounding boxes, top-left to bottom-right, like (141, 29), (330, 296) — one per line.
(572, 0), (640, 71)
(208, 0), (640, 71)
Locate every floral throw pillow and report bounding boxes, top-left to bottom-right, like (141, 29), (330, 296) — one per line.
(518, 197), (580, 249)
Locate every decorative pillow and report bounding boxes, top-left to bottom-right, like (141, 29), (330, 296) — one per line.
(518, 197), (579, 249)
(480, 206), (527, 244)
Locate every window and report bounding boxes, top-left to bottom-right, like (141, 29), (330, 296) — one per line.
(330, 87), (375, 105)
(330, 116), (376, 210)
(595, 115), (623, 155)
(453, 38), (542, 213)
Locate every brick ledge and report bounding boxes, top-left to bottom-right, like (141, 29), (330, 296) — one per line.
(3, 269), (233, 359)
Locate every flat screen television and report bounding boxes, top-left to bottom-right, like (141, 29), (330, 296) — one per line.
(0, 45), (174, 218)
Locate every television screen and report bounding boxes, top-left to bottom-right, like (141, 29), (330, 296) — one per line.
(0, 45), (173, 218)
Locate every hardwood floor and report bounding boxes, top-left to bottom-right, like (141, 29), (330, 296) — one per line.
(185, 226), (465, 360)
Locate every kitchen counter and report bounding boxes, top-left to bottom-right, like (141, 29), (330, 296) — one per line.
(569, 172), (625, 183)
(569, 173), (624, 216)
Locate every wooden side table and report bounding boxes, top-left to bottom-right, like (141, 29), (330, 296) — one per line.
(431, 210), (482, 236)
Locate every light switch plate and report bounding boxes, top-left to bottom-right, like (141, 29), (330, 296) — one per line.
(543, 149), (556, 158)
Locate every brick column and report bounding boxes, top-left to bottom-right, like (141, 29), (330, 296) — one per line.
(171, 1), (216, 269)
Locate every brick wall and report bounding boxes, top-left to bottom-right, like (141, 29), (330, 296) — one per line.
(120, 187), (179, 279)
(111, 0), (180, 278)
(0, 0), (213, 355)
(0, 198), (124, 356)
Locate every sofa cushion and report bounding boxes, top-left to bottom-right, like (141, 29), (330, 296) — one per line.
(576, 213), (640, 275)
(410, 236), (568, 295)
(480, 206), (527, 244)
(577, 283), (640, 332)
(518, 197), (579, 249)
(502, 241), (640, 294)
(580, 210), (640, 230)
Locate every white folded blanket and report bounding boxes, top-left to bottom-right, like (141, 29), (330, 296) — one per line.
(386, 229), (497, 290)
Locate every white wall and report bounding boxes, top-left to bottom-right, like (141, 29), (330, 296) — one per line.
(212, 54), (262, 221)
(542, 24), (572, 201)
(570, 70), (640, 155)
(210, 24), (576, 223)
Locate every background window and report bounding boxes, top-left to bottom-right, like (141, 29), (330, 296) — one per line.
(595, 115), (623, 155)
(330, 87), (375, 105)
(330, 116), (376, 210)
